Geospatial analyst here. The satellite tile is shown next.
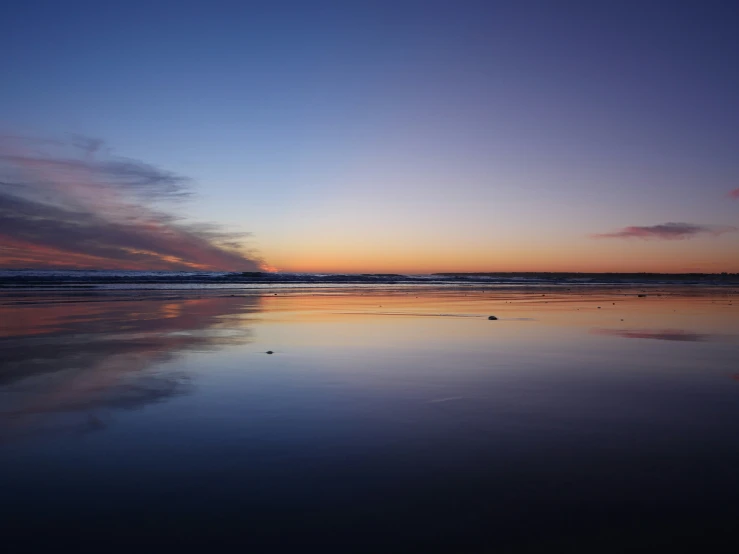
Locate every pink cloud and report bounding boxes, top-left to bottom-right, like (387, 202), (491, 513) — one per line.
(729, 188), (739, 199)
(0, 135), (262, 271)
(592, 222), (737, 240)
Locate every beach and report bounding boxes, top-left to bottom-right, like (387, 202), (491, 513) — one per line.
(1, 283), (738, 550)
(4, 1), (739, 549)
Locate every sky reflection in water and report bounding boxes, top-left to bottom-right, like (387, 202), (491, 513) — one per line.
(0, 295), (259, 439)
(1, 290), (738, 550)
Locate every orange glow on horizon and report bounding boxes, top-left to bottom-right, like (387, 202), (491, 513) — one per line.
(266, 246), (739, 274)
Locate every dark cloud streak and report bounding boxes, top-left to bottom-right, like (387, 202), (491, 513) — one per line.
(0, 136), (260, 270)
(592, 222), (737, 240)
(0, 153), (193, 200)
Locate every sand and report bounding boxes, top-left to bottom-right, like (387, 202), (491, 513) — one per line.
(1, 286), (738, 550)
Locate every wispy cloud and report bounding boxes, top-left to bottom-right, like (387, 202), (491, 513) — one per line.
(729, 188), (739, 199)
(592, 222), (737, 240)
(0, 135), (261, 270)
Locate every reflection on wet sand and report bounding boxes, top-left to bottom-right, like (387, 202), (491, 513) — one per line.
(590, 328), (713, 342)
(0, 294), (261, 440)
(1, 289), (739, 550)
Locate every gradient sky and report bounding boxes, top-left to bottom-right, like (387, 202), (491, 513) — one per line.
(1, 0), (738, 272)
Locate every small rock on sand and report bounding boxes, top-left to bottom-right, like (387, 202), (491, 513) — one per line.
(488, 316), (498, 320)
(266, 351), (274, 354)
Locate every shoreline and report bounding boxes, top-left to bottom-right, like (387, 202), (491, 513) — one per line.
(2, 282), (737, 306)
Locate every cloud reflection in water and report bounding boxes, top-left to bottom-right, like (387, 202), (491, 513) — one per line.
(591, 328), (712, 342)
(0, 294), (260, 440)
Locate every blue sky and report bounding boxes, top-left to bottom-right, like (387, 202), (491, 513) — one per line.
(1, 1), (738, 272)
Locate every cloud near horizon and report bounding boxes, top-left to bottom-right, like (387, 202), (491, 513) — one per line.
(0, 135), (261, 271)
(592, 222), (737, 240)
(730, 188), (739, 199)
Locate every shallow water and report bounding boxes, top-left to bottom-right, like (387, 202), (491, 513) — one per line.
(1, 288), (738, 550)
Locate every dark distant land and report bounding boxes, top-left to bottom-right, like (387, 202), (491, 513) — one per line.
(433, 272), (739, 281)
(1, 270), (738, 288)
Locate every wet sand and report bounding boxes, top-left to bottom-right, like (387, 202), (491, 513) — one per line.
(1, 287), (738, 550)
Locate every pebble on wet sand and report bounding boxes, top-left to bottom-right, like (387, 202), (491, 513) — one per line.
(488, 316), (498, 320)
(266, 351), (274, 354)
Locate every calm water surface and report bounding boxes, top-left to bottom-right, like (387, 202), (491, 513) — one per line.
(1, 289), (738, 550)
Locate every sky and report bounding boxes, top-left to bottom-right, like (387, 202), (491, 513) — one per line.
(1, 0), (738, 273)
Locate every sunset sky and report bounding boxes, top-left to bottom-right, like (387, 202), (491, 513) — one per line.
(1, 1), (738, 273)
